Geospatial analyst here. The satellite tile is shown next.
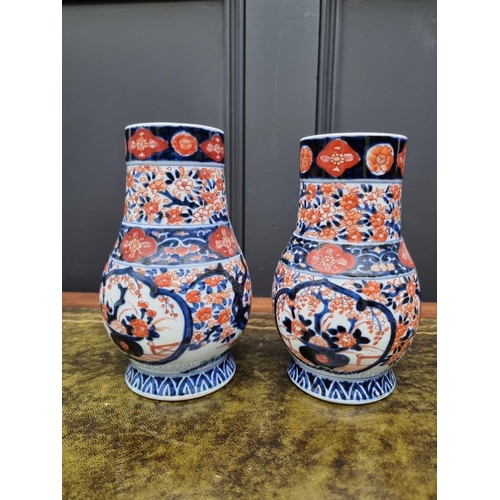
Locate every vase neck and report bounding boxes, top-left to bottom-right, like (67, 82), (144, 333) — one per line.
(123, 163), (229, 227)
(295, 179), (403, 244)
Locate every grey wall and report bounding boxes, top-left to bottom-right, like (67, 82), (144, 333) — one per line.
(63, 0), (436, 301)
(244, 0), (320, 297)
(62, 1), (224, 291)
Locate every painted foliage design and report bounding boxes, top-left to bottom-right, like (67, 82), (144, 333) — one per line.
(100, 256), (252, 364)
(124, 165), (228, 225)
(296, 182), (403, 243)
(273, 261), (420, 373)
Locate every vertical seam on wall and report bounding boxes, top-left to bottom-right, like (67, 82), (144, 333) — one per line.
(315, 0), (342, 134)
(224, 0), (246, 249)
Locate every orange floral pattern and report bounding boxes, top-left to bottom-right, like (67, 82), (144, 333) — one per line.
(124, 165), (228, 225)
(125, 125), (227, 164)
(201, 134), (224, 162)
(128, 128), (168, 160)
(300, 146), (313, 173)
(129, 318), (149, 338)
(208, 226), (238, 258)
(316, 139), (361, 177)
(296, 182), (402, 242)
(121, 228), (157, 262)
(185, 290), (202, 303)
(171, 132), (198, 157)
(397, 143), (407, 175)
(398, 241), (415, 268)
(306, 244), (355, 275)
(366, 144), (394, 176)
(196, 307), (212, 322)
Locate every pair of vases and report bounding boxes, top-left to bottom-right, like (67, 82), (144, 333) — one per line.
(99, 122), (420, 405)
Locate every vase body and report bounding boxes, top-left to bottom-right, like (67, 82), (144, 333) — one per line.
(272, 133), (420, 404)
(99, 123), (252, 400)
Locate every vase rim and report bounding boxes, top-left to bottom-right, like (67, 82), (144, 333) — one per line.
(300, 132), (407, 141)
(125, 122), (224, 133)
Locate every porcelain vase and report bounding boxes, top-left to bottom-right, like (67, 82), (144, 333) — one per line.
(272, 133), (420, 404)
(99, 122), (252, 400)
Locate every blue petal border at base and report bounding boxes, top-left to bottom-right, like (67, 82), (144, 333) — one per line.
(124, 353), (236, 401)
(287, 359), (396, 405)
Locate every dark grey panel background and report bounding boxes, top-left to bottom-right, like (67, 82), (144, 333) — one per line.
(62, 1), (224, 291)
(244, 0), (320, 297)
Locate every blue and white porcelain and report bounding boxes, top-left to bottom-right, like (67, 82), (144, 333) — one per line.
(272, 133), (420, 404)
(100, 123), (252, 400)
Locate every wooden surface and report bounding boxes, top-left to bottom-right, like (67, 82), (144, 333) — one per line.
(62, 292), (437, 319)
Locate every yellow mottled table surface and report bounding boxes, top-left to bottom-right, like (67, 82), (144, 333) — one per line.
(62, 307), (437, 500)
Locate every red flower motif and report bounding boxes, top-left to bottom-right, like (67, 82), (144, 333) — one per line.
(316, 139), (360, 177)
(366, 144), (394, 175)
(217, 308), (231, 325)
(370, 212), (386, 227)
(336, 333), (357, 348)
(205, 276), (223, 286)
(398, 241), (415, 268)
(185, 290), (202, 303)
(208, 226), (238, 258)
(128, 129), (168, 160)
(306, 244), (356, 274)
(373, 227), (389, 242)
(397, 143), (407, 175)
(199, 168), (213, 180)
(121, 228), (157, 262)
(154, 272), (174, 288)
(171, 132), (198, 157)
(201, 134), (224, 162)
(129, 318), (149, 338)
(196, 307), (213, 322)
(144, 201), (159, 216)
(340, 193), (359, 211)
(300, 146), (313, 173)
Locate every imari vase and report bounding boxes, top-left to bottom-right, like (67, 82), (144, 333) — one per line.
(99, 123), (252, 400)
(272, 133), (420, 404)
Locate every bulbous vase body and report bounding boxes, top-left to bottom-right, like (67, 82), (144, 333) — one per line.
(100, 123), (252, 400)
(272, 133), (420, 404)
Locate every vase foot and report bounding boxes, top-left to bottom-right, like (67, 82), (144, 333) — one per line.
(124, 353), (236, 401)
(287, 358), (396, 405)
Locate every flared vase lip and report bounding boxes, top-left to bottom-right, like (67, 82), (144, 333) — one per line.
(300, 132), (408, 141)
(125, 122), (224, 133)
